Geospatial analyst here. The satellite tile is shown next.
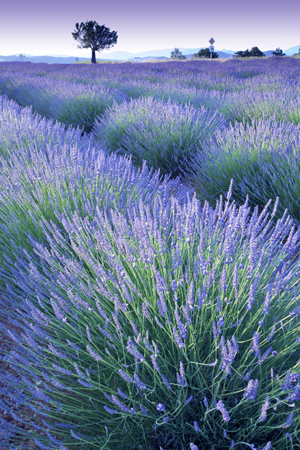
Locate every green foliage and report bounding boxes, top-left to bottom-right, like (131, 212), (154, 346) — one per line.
(234, 47), (265, 58)
(272, 48), (286, 57)
(193, 48), (219, 59)
(170, 48), (187, 60)
(71, 20), (118, 64)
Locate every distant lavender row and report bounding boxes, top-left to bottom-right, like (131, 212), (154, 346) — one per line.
(0, 57), (299, 137)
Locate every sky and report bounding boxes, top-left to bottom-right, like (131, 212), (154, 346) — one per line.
(1, 0), (299, 57)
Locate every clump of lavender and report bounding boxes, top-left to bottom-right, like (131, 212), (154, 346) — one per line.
(90, 95), (229, 180)
(182, 115), (300, 228)
(1, 169), (300, 449)
(0, 96), (192, 292)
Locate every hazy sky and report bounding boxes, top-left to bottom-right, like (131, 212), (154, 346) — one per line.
(1, 0), (299, 56)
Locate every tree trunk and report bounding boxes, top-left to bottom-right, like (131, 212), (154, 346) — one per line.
(91, 49), (97, 64)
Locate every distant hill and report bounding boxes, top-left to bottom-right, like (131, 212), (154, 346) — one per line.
(0, 45), (299, 64)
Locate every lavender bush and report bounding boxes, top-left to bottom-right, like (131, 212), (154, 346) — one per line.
(181, 115), (300, 229)
(0, 76), (128, 135)
(218, 88), (300, 128)
(1, 176), (300, 450)
(0, 96), (191, 293)
(90, 96), (229, 180)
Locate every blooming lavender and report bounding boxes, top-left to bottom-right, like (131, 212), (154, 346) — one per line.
(0, 58), (300, 450)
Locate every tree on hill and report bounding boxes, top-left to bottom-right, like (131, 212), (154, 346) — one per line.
(234, 47), (265, 58)
(250, 46), (265, 57)
(272, 47), (286, 56)
(72, 20), (118, 64)
(193, 47), (219, 59)
(170, 48), (187, 60)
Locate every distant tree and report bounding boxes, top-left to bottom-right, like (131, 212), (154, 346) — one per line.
(272, 47), (286, 56)
(170, 48), (187, 60)
(250, 46), (265, 57)
(234, 49), (251, 58)
(234, 47), (265, 58)
(292, 46), (300, 56)
(18, 54), (25, 61)
(72, 20), (118, 64)
(193, 47), (219, 59)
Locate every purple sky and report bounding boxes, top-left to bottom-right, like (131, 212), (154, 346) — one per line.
(1, 0), (299, 56)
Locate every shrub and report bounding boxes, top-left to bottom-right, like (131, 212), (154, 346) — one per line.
(181, 115), (300, 229)
(91, 96), (228, 181)
(1, 176), (300, 449)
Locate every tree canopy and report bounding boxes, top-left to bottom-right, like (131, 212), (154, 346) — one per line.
(170, 48), (187, 60)
(234, 47), (265, 58)
(272, 47), (286, 56)
(72, 20), (118, 64)
(193, 47), (219, 59)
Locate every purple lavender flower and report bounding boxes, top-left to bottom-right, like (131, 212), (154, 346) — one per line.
(117, 387), (127, 399)
(70, 429), (81, 440)
(208, 359), (218, 367)
(194, 420), (200, 432)
(217, 313), (224, 328)
(34, 438), (51, 449)
(216, 400), (230, 422)
(151, 354), (160, 372)
(220, 267), (227, 293)
(258, 347), (272, 365)
(267, 325), (276, 342)
(142, 302), (151, 319)
(52, 363), (72, 376)
(261, 443), (271, 450)
(251, 331), (261, 359)
(157, 403), (165, 412)
(247, 283), (256, 310)
(172, 326), (185, 349)
(77, 379), (93, 388)
(104, 405), (118, 415)
(154, 315), (164, 329)
(184, 395), (193, 405)
(258, 396), (270, 422)
(140, 404), (148, 415)
(118, 369), (133, 384)
(187, 281), (194, 310)
(86, 325), (93, 343)
(243, 379), (259, 401)
(134, 373), (147, 390)
(86, 345), (103, 362)
(190, 444), (199, 450)
(175, 309), (187, 339)
(263, 289), (272, 316)
(126, 342), (146, 362)
(281, 411), (294, 428)
(182, 305), (192, 325)
(112, 395), (128, 413)
(161, 373), (172, 389)
(212, 321), (218, 341)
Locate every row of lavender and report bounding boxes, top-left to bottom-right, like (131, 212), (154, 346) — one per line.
(0, 58), (300, 136)
(0, 60), (299, 449)
(0, 58), (300, 228)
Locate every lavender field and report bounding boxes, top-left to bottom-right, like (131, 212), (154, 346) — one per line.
(0, 56), (300, 450)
